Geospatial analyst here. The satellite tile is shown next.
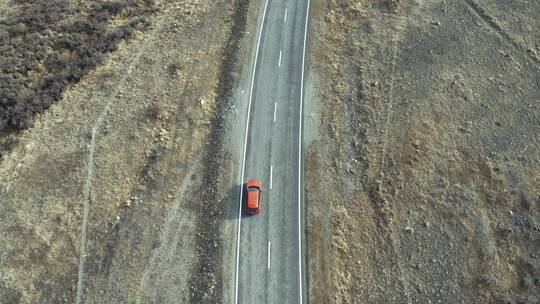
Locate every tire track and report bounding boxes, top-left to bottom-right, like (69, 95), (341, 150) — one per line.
(379, 28), (401, 173)
(377, 8), (413, 304)
(464, 0), (539, 65)
(75, 11), (170, 304)
(134, 156), (200, 304)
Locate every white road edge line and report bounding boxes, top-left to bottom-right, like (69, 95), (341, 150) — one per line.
(268, 241), (272, 270)
(279, 50), (282, 67)
(234, 0), (269, 303)
(270, 165), (273, 189)
(284, 8), (288, 23)
(273, 102), (277, 122)
(299, 1), (311, 304)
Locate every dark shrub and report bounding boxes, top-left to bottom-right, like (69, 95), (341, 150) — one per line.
(0, 0), (156, 132)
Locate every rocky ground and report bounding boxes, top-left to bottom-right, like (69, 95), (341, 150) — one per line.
(0, 0), (251, 303)
(306, 0), (539, 303)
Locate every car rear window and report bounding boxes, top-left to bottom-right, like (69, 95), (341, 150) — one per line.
(248, 186), (260, 191)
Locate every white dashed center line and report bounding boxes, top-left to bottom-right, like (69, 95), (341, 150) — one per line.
(269, 165), (273, 189)
(279, 50), (282, 67)
(284, 8), (288, 23)
(268, 241), (271, 270)
(273, 102), (277, 122)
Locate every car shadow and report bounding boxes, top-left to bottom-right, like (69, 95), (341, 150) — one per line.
(220, 183), (248, 220)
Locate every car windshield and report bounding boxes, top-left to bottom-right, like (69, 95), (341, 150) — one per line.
(248, 186), (259, 191)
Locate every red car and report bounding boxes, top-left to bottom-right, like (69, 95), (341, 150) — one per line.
(244, 179), (262, 215)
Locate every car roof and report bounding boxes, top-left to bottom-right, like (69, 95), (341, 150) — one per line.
(246, 188), (260, 208)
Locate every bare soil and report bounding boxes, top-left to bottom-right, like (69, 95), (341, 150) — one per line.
(307, 0), (540, 303)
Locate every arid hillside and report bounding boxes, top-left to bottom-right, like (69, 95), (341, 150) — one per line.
(306, 0), (539, 303)
(1, 0), (539, 303)
(0, 0), (252, 303)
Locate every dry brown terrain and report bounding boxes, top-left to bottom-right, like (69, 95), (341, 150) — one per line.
(306, 0), (539, 303)
(0, 0), (253, 303)
(2, 0), (539, 303)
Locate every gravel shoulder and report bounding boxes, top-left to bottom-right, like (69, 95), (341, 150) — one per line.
(306, 0), (540, 303)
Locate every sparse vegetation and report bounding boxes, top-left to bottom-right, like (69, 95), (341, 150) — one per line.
(0, 0), (239, 301)
(0, 0), (156, 132)
(386, 0), (401, 12)
(308, 0), (540, 303)
(146, 102), (167, 121)
(0, 136), (18, 161)
(166, 62), (181, 76)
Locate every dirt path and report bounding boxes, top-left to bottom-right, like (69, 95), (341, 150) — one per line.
(75, 11), (170, 304)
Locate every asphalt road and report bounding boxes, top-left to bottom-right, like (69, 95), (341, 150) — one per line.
(234, 0), (310, 303)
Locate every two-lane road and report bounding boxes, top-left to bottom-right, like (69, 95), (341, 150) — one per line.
(234, 0), (310, 303)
